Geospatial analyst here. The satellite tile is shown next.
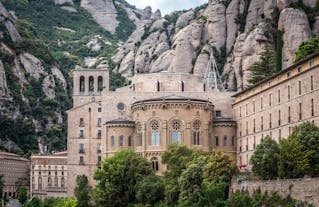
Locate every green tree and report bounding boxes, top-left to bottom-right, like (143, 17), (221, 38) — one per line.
(290, 122), (319, 176)
(161, 144), (199, 206)
(135, 175), (165, 206)
(295, 35), (319, 63)
(92, 150), (153, 207)
(247, 44), (277, 85)
(278, 138), (311, 178)
(63, 198), (77, 207)
(250, 136), (280, 180)
(17, 187), (28, 205)
(25, 197), (41, 207)
(74, 175), (91, 207)
(203, 151), (238, 184)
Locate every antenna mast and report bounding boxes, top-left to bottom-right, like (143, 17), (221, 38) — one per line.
(203, 48), (225, 91)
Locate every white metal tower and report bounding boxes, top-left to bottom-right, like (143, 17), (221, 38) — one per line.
(203, 48), (225, 91)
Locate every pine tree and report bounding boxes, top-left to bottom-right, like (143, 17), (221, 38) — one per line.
(247, 44), (277, 86)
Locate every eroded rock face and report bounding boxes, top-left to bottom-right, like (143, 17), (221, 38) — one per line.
(81, 0), (119, 33)
(0, 3), (22, 43)
(42, 75), (56, 99)
(142, 6), (152, 20)
(54, 0), (73, 5)
(51, 66), (67, 90)
(0, 60), (9, 97)
(19, 53), (47, 80)
(279, 8), (311, 69)
(203, 1), (226, 50)
(226, 0), (239, 53)
(176, 10), (194, 29)
(154, 9), (162, 20)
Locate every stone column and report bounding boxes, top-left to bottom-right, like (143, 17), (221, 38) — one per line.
(163, 121), (167, 147)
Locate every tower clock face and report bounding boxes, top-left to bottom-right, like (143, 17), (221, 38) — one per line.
(117, 102), (125, 111)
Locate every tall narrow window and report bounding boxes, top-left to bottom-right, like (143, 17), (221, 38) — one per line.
(215, 136), (219, 146)
(136, 123), (142, 146)
(151, 157), (159, 171)
(150, 120), (160, 146)
(246, 138), (248, 151)
(253, 101), (255, 113)
(119, 135), (124, 147)
(171, 120), (181, 143)
(261, 116), (263, 131)
(311, 76), (314, 91)
(80, 130), (84, 138)
(278, 110), (281, 126)
(253, 136), (256, 149)
(203, 83), (206, 92)
(299, 81), (302, 95)
(111, 136), (115, 147)
(246, 104), (248, 116)
(311, 99), (314, 116)
(299, 103), (302, 120)
(288, 106), (291, 123)
(97, 143), (102, 153)
(192, 120), (200, 145)
(253, 119), (256, 132)
(261, 97), (263, 110)
(288, 85), (291, 100)
(231, 136), (235, 146)
(181, 81), (185, 92)
(278, 90), (280, 103)
(98, 118), (102, 126)
(80, 76), (85, 92)
(128, 136), (132, 147)
(89, 76), (94, 92)
(239, 123), (242, 136)
(79, 143), (85, 153)
(269, 113), (272, 129)
(246, 121), (248, 135)
(79, 118), (84, 127)
(224, 136), (227, 146)
(79, 156), (84, 165)
(239, 107), (242, 117)
(97, 130), (102, 139)
(156, 81), (160, 92)
(269, 94), (272, 107)
(98, 76), (103, 92)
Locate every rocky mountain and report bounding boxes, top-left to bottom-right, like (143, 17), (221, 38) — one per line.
(113, 0), (319, 90)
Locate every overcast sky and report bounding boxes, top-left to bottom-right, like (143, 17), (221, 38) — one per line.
(126, 0), (208, 15)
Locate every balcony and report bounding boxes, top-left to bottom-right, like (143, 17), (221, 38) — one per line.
(78, 149), (85, 154)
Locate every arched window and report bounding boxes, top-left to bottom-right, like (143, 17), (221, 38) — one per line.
(150, 120), (160, 146)
(136, 123), (142, 146)
(192, 120), (200, 145)
(171, 120), (181, 143)
(80, 76), (85, 92)
(89, 76), (94, 92)
(151, 157), (159, 171)
(119, 135), (124, 147)
(98, 76), (103, 92)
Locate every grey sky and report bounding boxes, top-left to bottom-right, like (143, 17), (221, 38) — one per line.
(126, 0), (208, 15)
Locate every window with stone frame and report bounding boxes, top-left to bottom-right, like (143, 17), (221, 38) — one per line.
(151, 157), (159, 171)
(171, 120), (182, 144)
(111, 136), (115, 147)
(192, 120), (200, 145)
(136, 123), (142, 146)
(89, 76), (94, 92)
(150, 120), (160, 146)
(119, 135), (124, 147)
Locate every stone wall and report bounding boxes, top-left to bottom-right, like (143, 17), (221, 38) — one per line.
(231, 178), (319, 206)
